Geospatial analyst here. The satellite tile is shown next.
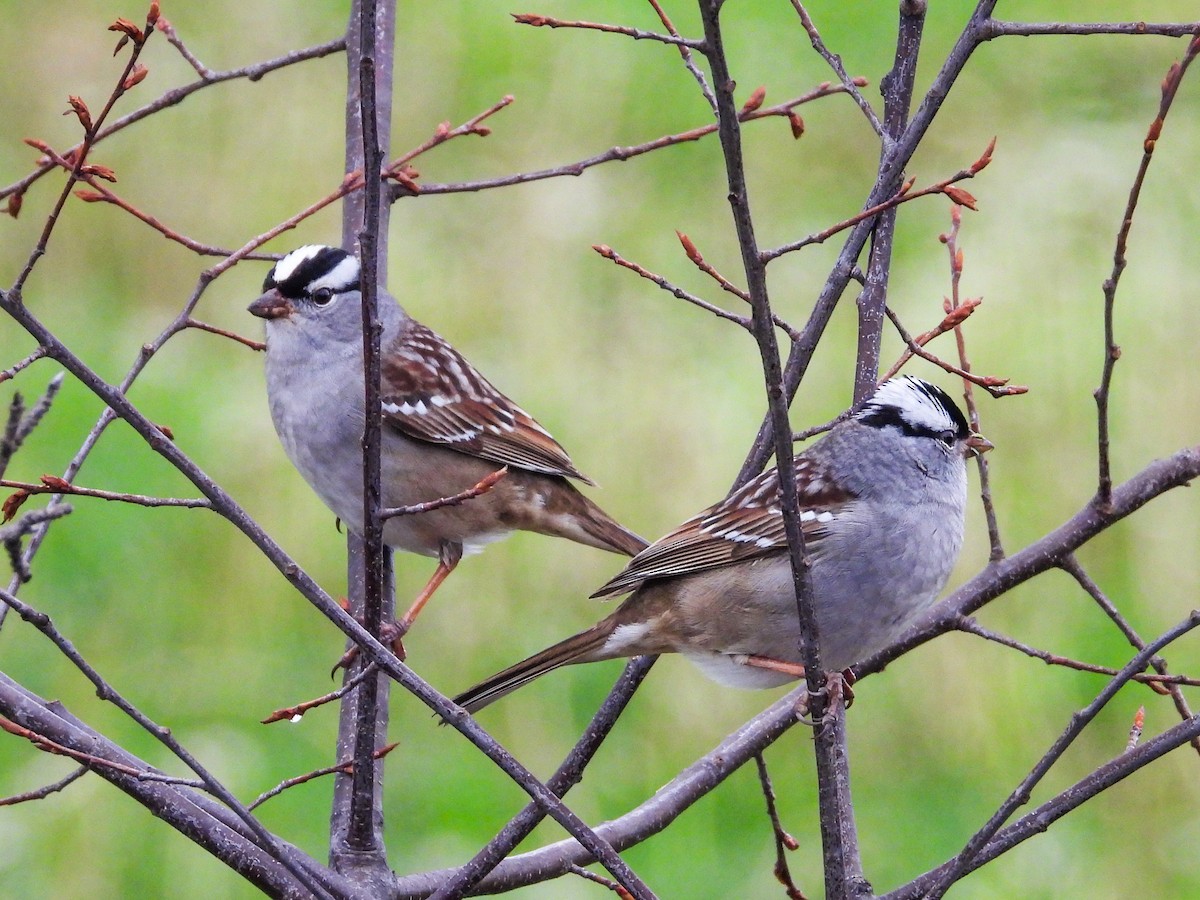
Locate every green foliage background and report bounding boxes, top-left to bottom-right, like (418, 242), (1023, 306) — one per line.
(1, 2), (1199, 897)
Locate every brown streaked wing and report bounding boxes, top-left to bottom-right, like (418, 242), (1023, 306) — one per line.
(380, 321), (591, 483)
(591, 456), (855, 597)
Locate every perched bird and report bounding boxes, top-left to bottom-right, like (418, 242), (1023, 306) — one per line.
(454, 376), (992, 712)
(249, 245), (645, 648)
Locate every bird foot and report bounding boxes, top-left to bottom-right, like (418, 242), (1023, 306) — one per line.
(795, 668), (857, 726)
(330, 619), (409, 677)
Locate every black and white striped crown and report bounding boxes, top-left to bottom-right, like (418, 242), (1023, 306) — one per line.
(264, 245), (361, 299)
(856, 375), (969, 441)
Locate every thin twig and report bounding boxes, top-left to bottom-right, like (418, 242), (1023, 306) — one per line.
(566, 864), (636, 898)
(922, 611), (1200, 899)
(384, 95), (515, 190)
(940, 205), (1007, 559)
(1095, 32), (1200, 508)
(880, 297), (981, 381)
(647, 0), (716, 111)
(1, 37), (347, 204)
(593, 244), (752, 331)
(12, 10), (158, 293)
(754, 753), (808, 900)
(184, 319), (266, 351)
(379, 467), (507, 521)
(0, 348), (47, 384)
(249, 742), (400, 811)
(884, 307), (1025, 397)
(0, 715), (205, 789)
(956, 616), (1200, 689)
(761, 138), (995, 262)
(261, 665), (377, 724)
(1061, 555), (1200, 756)
(885, 712), (1200, 900)
(0, 766), (87, 806)
(790, 2), (882, 135)
(1, 478), (211, 511)
(393, 83), (864, 200)
(430, 656), (656, 898)
(0, 587), (335, 899)
(512, 13), (703, 49)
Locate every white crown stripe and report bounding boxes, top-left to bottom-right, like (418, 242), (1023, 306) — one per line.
(271, 245), (326, 284)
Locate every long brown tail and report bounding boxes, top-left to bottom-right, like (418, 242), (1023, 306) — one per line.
(453, 620), (616, 714)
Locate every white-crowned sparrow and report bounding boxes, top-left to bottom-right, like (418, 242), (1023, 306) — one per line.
(454, 376), (992, 712)
(248, 245), (646, 647)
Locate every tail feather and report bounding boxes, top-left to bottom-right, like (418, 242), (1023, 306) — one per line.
(579, 508), (649, 557)
(454, 621), (616, 714)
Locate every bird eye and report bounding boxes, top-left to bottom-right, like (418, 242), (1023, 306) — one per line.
(311, 288), (335, 307)
(937, 430), (957, 447)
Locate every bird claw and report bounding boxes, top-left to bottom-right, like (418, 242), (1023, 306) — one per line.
(794, 668), (857, 727)
(330, 620), (408, 678)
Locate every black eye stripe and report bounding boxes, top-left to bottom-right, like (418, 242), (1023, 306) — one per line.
(856, 379), (971, 441)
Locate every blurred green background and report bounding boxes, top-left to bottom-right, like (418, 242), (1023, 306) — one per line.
(2, 1), (1199, 897)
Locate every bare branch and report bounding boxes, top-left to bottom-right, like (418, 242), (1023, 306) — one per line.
(790, 2), (882, 135)
(1095, 32), (1200, 506)
(1, 37), (347, 205)
(0, 765), (87, 807)
(249, 742), (400, 811)
(393, 83), (863, 200)
(1, 478), (211, 511)
(378, 467), (507, 521)
(956, 616), (1200, 689)
(883, 306), (1025, 398)
(511, 13), (704, 49)
(647, 0), (716, 110)
(754, 754), (808, 900)
(593, 244), (753, 331)
(921, 611), (1200, 898)
(0, 347), (47, 384)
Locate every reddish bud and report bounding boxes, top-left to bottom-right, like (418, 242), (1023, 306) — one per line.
(512, 13), (548, 26)
(954, 248), (965, 272)
(123, 64), (149, 90)
(2, 491), (30, 523)
(109, 18), (144, 42)
(64, 96), (93, 133)
(24, 138), (53, 154)
(81, 164), (118, 182)
(677, 231), (702, 263)
(852, 76), (869, 87)
(593, 244), (615, 259)
(39, 474), (72, 491)
(74, 190), (107, 202)
(7, 192), (23, 219)
(740, 85), (766, 115)
(1162, 63), (1181, 100)
(387, 166), (421, 195)
(788, 113), (805, 139)
(473, 125), (492, 137)
(147, 1), (160, 25)
(435, 121), (450, 138)
(943, 185), (977, 210)
(970, 136), (996, 174)
(154, 15), (171, 33)
(113, 33), (130, 55)
(155, 423), (175, 441)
